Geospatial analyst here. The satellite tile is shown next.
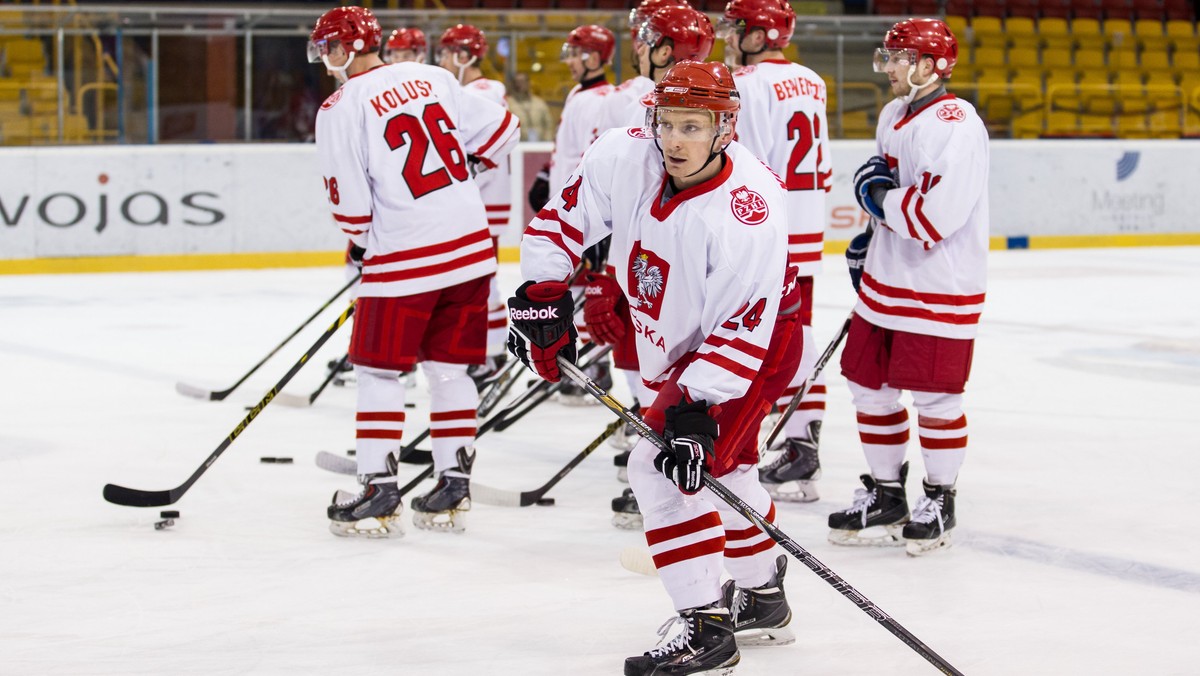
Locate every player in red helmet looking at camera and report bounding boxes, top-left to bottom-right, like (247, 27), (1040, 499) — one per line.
(382, 27), (426, 64)
(509, 60), (802, 675)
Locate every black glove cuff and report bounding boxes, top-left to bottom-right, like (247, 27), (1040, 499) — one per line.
(668, 399), (719, 439)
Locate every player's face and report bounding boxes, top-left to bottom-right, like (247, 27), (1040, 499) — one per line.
(561, 46), (588, 81)
(879, 48), (934, 96)
(386, 48), (423, 64)
(654, 108), (728, 186)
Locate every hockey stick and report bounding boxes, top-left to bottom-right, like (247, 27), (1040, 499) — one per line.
(758, 313), (853, 454)
(312, 344), (606, 477)
(276, 353), (349, 408)
(475, 357), (522, 417)
(557, 356), (965, 676)
(176, 274), (360, 401)
(104, 303), (355, 508)
(471, 418), (623, 507)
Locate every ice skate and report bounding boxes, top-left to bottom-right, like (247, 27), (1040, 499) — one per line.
(758, 420), (821, 503)
(904, 480), (957, 556)
(558, 359), (612, 405)
(411, 447), (474, 534)
(328, 472), (405, 539)
(624, 603), (740, 676)
(612, 487), (643, 530)
(614, 449), (631, 483)
(720, 555), (794, 647)
(467, 354), (507, 391)
(827, 462), (909, 547)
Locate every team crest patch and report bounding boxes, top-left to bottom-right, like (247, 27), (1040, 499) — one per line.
(730, 186), (768, 226)
(627, 126), (654, 139)
(321, 88), (343, 110)
(937, 103), (965, 122)
(628, 244), (670, 321)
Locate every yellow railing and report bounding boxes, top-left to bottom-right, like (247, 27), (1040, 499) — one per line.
(76, 81), (117, 141)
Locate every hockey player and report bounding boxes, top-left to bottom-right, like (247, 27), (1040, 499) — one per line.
(382, 27), (426, 64)
(509, 61), (800, 676)
(592, 2), (716, 513)
(309, 6), (520, 537)
(719, 0), (832, 503)
(830, 18), (988, 556)
(435, 24), (514, 388)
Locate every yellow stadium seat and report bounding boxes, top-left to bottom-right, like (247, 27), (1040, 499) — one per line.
(1174, 49), (1200, 72)
(1116, 111), (1149, 137)
(1078, 112), (1114, 136)
(1165, 19), (1198, 51)
(1042, 44), (1073, 68)
(1045, 68), (1079, 110)
(1008, 44), (1040, 67)
(1147, 106), (1182, 138)
(1109, 47), (1139, 71)
(1007, 17), (1036, 37)
(1079, 69), (1114, 114)
(1104, 19), (1134, 42)
(1073, 18), (1106, 51)
(1142, 48), (1171, 71)
(945, 15), (968, 40)
(1115, 70), (1147, 113)
(1010, 69), (1044, 109)
(1011, 109), (1043, 138)
(973, 16), (1005, 47)
(1074, 46), (1105, 69)
(1040, 17), (1071, 45)
(1134, 19), (1165, 38)
(1185, 106), (1200, 137)
(1045, 109), (1080, 136)
(974, 46), (1005, 67)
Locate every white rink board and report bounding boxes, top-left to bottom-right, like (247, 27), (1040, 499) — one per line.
(1, 139), (1197, 260)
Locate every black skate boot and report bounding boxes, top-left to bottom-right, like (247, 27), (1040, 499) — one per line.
(624, 602), (740, 676)
(720, 555), (794, 647)
(411, 447), (474, 533)
(612, 487), (643, 530)
(827, 461), (910, 547)
(467, 354), (508, 392)
(903, 480), (957, 556)
(759, 420), (822, 503)
(328, 470), (405, 539)
(559, 358), (612, 405)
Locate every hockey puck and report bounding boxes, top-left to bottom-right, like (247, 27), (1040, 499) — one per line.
(160, 510), (180, 519)
(346, 449), (356, 457)
(535, 497), (556, 506)
(260, 457), (276, 463)
(154, 519), (175, 530)
(275, 457), (293, 464)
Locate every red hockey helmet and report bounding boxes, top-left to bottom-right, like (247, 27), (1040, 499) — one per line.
(308, 6), (382, 62)
(878, 18), (958, 79)
(387, 27), (427, 53)
(637, 5), (715, 63)
(651, 60), (740, 114)
(628, 0), (692, 41)
(563, 24), (616, 63)
(439, 24), (488, 60)
(719, 0), (796, 50)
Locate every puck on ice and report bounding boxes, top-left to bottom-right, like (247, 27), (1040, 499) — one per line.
(160, 510), (180, 519)
(536, 498), (556, 506)
(259, 457), (294, 464)
(154, 519), (175, 530)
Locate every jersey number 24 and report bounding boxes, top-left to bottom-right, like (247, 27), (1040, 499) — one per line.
(384, 102), (468, 199)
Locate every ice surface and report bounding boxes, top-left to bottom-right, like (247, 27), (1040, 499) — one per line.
(1, 247), (1198, 675)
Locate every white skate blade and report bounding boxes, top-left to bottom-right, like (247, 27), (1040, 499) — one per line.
(906, 531), (954, 557)
(274, 392), (314, 408)
(619, 546), (658, 577)
(612, 511), (643, 531)
(828, 524), (907, 547)
(329, 514), (405, 539)
(412, 498), (470, 534)
(762, 479), (819, 503)
(735, 625), (796, 648)
(174, 382), (213, 399)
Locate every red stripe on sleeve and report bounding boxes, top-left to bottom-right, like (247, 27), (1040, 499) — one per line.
(475, 110), (516, 158)
(334, 213), (372, 225)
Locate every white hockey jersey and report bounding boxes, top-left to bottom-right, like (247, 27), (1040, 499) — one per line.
(462, 77), (513, 238)
(603, 75), (655, 129)
(548, 78), (614, 192)
(315, 62), (519, 298)
(732, 61), (831, 277)
(860, 93), (989, 340)
(522, 128), (789, 406)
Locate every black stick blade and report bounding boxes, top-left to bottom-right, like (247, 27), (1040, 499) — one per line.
(103, 483), (179, 507)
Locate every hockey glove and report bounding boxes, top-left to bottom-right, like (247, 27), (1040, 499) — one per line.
(853, 156), (896, 222)
(346, 243), (366, 271)
(467, 154), (495, 178)
(527, 165), (550, 212)
(845, 229), (873, 293)
(655, 399), (719, 495)
(506, 280), (577, 383)
(583, 272), (626, 346)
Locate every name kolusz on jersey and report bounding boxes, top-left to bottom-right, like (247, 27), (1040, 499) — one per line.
(369, 79), (434, 117)
(510, 307), (560, 321)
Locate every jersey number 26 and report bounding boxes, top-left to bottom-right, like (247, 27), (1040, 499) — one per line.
(384, 102), (468, 199)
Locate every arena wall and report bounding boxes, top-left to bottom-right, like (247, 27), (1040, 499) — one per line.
(1, 139), (1197, 274)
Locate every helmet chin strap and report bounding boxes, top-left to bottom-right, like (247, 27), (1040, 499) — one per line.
(452, 53), (477, 85)
(736, 33), (766, 67)
(322, 52), (356, 84)
(900, 65), (939, 104)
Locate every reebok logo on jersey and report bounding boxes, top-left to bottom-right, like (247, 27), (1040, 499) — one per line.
(510, 307), (560, 321)
(730, 186), (768, 226)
